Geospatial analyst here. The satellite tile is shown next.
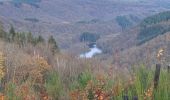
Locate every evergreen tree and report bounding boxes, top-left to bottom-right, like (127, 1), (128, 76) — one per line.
(116, 16), (132, 29)
(37, 35), (45, 44)
(48, 35), (59, 54)
(0, 22), (6, 39)
(9, 25), (16, 41)
(31, 35), (45, 46)
(12, 32), (26, 47)
(14, 32), (20, 44)
(32, 37), (38, 46)
(27, 32), (34, 44)
(19, 32), (26, 46)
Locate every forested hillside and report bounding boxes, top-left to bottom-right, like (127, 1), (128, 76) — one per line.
(0, 0), (170, 55)
(0, 21), (169, 100)
(107, 11), (170, 67)
(137, 11), (170, 44)
(0, 0), (170, 99)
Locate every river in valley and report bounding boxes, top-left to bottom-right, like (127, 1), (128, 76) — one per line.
(80, 44), (102, 58)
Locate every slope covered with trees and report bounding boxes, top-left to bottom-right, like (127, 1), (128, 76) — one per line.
(0, 23), (59, 55)
(1, 0), (170, 55)
(137, 11), (170, 44)
(140, 11), (170, 27)
(116, 16), (132, 29)
(0, 17), (170, 99)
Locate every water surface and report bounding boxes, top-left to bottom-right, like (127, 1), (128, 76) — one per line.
(80, 45), (102, 58)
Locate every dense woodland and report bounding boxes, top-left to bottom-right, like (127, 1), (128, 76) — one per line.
(80, 32), (100, 43)
(137, 11), (170, 44)
(116, 16), (132, 29)
(0, 12), (170, 100)
(140, 11), (170, 28)
(0, 23), (59, 55)
(0, 0), (170, 99)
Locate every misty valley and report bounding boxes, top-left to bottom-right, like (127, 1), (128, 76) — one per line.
(0, 0), (169, 100)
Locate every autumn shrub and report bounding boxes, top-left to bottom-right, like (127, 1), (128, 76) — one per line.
(0, 40), (169, 100)
(69, 65), (170, 100)
(70, 72), (114, 100)
(5, 81), (38, 100)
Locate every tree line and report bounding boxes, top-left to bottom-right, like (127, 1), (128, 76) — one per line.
(140, 11), (170, 28)
(116, 15), (132, 29)
(137, 11), (170, 45)
(80, 32), (100, 43)
(0, 23), (59, 55)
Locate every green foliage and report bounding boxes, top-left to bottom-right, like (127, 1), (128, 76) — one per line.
(116, 16), (132, 29)
(153, 69), (170, 100)
(137, 25), (170, 45)
(69, 71), (93, 91)
(44, 71), (63, 100)
(37, 35), (45, 43)
(26, 32), (43, 46)
(5, 82), (21, 100)
(15, 32), (27, 46)
(124, 66), (170, 100)
(141, 11), (170, 27)
(77, 71), (93, 89)
(137, 11), (170, 45)
(7, 26), (45, 46)
(0, 22), (6, 39)
(9, 25), (16, 41)
(0, 23), (59, 55)
(80, 32), (100, 42)
(48, 35), (59, 54)
(132, 66), (153, 99)
(31, 35), (45, 46)
(70, 65), (170, 100)
(137, 23), (170, 45)
(27, 32), (34, 43)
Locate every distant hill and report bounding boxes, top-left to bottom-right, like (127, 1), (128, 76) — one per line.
(97, 11), (170, 61)
(140, 11), (170, 27)
(117, 31), (170, 67)
(0, 0), (170, 55)
(137, 11), (170, 44)
(113, 11), (170, 66)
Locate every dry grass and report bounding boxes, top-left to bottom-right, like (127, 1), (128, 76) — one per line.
(0, 40), (169, 100)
